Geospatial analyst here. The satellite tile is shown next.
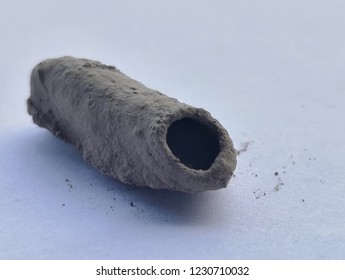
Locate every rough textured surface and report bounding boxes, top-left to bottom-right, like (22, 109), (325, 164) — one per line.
(27, 56), (237, 192)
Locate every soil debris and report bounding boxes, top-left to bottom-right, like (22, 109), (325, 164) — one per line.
(236, 141), (252, 155)
(274, 177), (284, 192)
(65, 179), (73, 189)
(253, 189), (267, 199)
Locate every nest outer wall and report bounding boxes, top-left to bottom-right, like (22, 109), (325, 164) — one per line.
(28, 56), (237, 192)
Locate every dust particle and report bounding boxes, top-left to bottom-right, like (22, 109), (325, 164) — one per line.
(236, 141), (252, 155)
(65, 179), (73, 188)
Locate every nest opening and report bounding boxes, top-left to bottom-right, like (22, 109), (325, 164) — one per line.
(166, 118), (220, 170)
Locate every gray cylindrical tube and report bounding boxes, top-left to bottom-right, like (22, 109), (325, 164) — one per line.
(27, 56), (237, 192)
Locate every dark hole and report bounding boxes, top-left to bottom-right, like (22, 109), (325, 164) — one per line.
(166, 118), (220, 170)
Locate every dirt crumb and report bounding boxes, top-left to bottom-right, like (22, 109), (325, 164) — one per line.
(253, 189), (266, 199)
(274, 177), (284, 192)
(236, 141), (252, 155)
(65, 179), (73, 188)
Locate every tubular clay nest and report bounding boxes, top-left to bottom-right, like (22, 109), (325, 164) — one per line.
(27, 56), (237, 192)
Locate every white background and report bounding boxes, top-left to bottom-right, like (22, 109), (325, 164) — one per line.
(0, 0), (344, 259)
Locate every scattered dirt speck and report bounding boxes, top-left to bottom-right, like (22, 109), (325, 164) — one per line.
(253, 189), (267, 199)
(236, 141), (252, 155)
(65, 179), (73, 188)
(274, 178), (284, 192)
